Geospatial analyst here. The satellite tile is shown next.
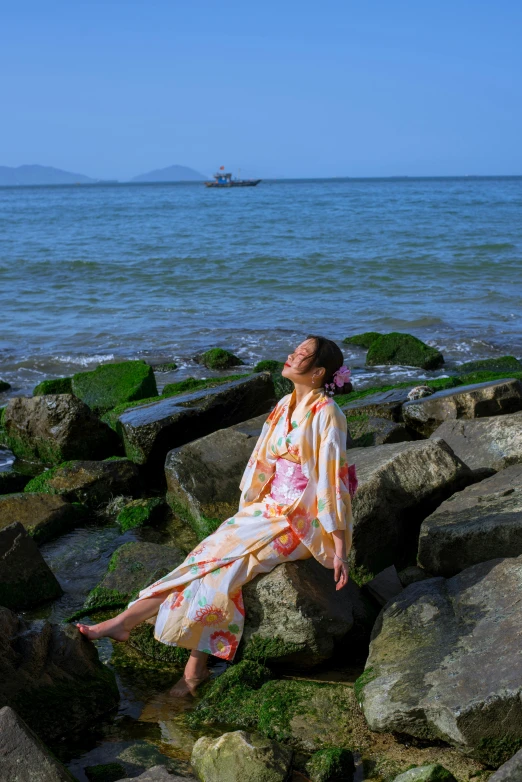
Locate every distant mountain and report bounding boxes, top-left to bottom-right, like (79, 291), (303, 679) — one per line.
(131, 164), (206, 182)
(0, 164), (96, 186)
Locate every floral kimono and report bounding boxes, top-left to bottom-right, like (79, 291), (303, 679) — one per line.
(129, 386), (358, 661)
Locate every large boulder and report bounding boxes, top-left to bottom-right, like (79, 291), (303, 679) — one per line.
(346, 414), (414, 448)
(366, 333), (444, 370)
(0, 706), (75, 782)
(72, 360), (158, 414)
(356, 554), (522, 766)
(33, 377), (73, 396)
(24, 458), (140, 507)
(0, 607), (119, 742)
(191, 730), (293, 782)
(431, 411), (522, 471)
(489, 747), (522, 781)
(0, 492), (86, 544)
(340, 388), (411, 422)
(0, 522), (62, 609)
(417, 464), (522, 577)
(165, 414), (267, 540)
(403, 378), (522, 436)
(197, 347), (244, 370)
(109, 373), (275, 470)
(239, 558), (369, 669)
(3, 394), (119, 464)
(120, 769), (192, 782)
(349, 439), (474, 575)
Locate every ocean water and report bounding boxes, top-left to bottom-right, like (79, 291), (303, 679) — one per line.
(1, 176), (521, 398)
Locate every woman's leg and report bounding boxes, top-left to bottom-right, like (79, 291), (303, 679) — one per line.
(76, 595), (166, 641)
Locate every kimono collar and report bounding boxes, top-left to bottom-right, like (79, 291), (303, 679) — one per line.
(286, 386), (326, 430)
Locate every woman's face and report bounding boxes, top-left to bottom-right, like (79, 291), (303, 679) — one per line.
(281, 338), (325, 386)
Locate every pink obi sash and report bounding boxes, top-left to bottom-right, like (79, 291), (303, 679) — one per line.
(269, 457), (309, 506)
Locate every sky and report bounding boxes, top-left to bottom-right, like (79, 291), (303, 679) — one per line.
(2, 1), (521, 180)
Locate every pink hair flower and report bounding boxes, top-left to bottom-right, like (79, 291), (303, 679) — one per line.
(333, 365), (351, 387)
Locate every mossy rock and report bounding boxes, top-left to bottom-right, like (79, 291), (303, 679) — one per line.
(85, 763), (126, 782)
(116, 497), (166, 532)
(152, 361), (178, 372)
(33, 377), (73, 395)
(343, 332), (383, 349)
(391, 764), (457, 782)
(199, 348), (244, 370)
(457, 355), (522, 374)
(457, 369), (522, 386)
(0, 493), (88, 544)
(353, 666), (378, 705)
(253, 360), (293, 400)
(111, 622), (190, 675)
(254, 359), (284, 373)
(0, 380), (12, 392)
(72, 360), (158, 414)
(305, 747), (355, 782)
(366, 333), (444, 370)
(335, 376), (460, 409)
(166, 491), (223, 542)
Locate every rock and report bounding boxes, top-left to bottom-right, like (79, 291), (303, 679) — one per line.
(366, 333), (444, 370)
(0, 467), (31, 493)
(348, 439), (474, 575)
(341, 388), (411, 422)
(110, 373), (275, 470)
(489, 747), (522, 781)
(0, 607), (119, 742)
(85, 763), (126, 782)
(392, 765), (456, 782)
(346, 414), (414, 448)
(110, 622), (190, 673)
(0, 522), (62, 609)
(116, 497), (167, 532)
(305, 748), (355, 782)
(24, 458), (140, 507)
(33, 377), (73, 396)
(397, 565), (432, 587)
(430, 412), (522, 471)
(417, 464), (522, 577)
(239, 559), (363, 668)
(343, 332), (383, 349)
(407, 385), (435, 401)
(254, 362), (293, 400)
(165, 414), (267, 540)
(69, 741), (191, 782)
(0, 380), (11, 392)
(0, 706), (75, 781)
(152, 361), (178, 372)
(3, 394), (119, 464)
(356, 554), (522, 765)
(72, 360), (158, 414)
(363, 565), (403, 606)
(197, 348), (244, 370)
(458, 356), (522, 374)
(120, 768), (191, 782)
(82, 541), (184, 614)
(403, 379), (522, 436)
(0, 492), (87, 544)
(191, 730), (293, 782)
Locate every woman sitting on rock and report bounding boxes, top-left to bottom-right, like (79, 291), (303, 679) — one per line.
(77, 335), (358, 697)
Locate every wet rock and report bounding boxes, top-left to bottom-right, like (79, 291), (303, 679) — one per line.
(363, 565), (403, 606)
(366, 333), (444, 370)
(403, 379), (522, 436)
(430, 412), (522, 471)
(0, 607), (119, 742)
(82, 541), (184, 613)
(397, 565), (432, 587)
(72, 359), (158, 414)
(69, 741), (190, 782)
(340, 388), (411, 422)
(348, 439), (474, 575)
(417, 464), (522, 577)
(392, 765), (456, 782)
(356, 554), (522, 765)
(0, 492), (87, 544)
(489, 746), (522, 781)
(305, 747), (355, 782)
(0, 522), (62, 609)
(196, 347), (244, 370)
(24, 458), (140, 507)
(110, 373), (275, 470)
(191, 730), (293, 782)
(116, 497), (167, 532)
(0, 467), (31, 493)
(346, 414), (414, 448)
(240, 558), (364, 668)
(120, 769), (191, 782)
(0, 706), (75, 781)
(3, 394), (119, 464)
(165, 413), (267, 540)
(33, 377), (73, 396)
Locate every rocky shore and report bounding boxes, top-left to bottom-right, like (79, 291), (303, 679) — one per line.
(1, 334), (522, 781)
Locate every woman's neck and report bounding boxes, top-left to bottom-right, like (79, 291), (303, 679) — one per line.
(292, 382), (321, 407)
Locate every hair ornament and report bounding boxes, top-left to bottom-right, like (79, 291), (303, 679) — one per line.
(324, 365), (351, 396)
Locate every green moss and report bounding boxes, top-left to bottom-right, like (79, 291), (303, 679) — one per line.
(457, 369), (522, 386)
(366, 332), (444, 370)
(343, 332), (383, 349)
(83, 586), (130, 613)
(240, 634), (306, 664)
(85, 763), (126, 782)
(153, 361), (178, 372)
(111, 622), (190, 676)
(201, 347), (244, 370)
(305, 747), (355, 782)
(353, 666), (377, 704)
(335, 376), (461, 408)
(475, 735), (522, 768)
(116, 497), (164, 532)
(349, 563), (375, 587)
(72, 360), (158, 414)
(33, 377), (73, 396)
(24, 462), (75, 494)
(4, 431), (66, 465)
(254, 359), (284, 373)
(166, 492), (222, 542)
(458, 355), (522, 374)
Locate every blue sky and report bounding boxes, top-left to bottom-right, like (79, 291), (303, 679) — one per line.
(2, 1), (521, 179)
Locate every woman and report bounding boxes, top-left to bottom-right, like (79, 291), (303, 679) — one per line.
(77, 335), (358, 697)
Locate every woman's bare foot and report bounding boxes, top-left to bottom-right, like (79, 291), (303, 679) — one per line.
(169, 669), (211, 697)
(76, 616), (130, 642)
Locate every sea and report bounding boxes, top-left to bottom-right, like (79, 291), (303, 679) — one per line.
(1, 176), (521, 400)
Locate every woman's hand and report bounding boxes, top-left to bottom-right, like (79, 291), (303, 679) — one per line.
(333, 556), (349, 590)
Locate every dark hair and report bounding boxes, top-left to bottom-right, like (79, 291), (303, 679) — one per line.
(297, 334), (351, 395)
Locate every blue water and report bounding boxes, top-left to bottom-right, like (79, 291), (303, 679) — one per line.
(1, 177), (521, 398)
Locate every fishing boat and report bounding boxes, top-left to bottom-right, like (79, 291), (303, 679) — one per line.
(205, 167), (261, 188)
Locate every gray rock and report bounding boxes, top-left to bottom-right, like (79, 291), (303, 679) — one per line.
(0, 522), (62, 609)
(191, 730), (293, 782)
(112, 373), (275, 469)
(396, 565), (432, 587)
(340, 388), (411, 422)
(165, 414), (267, 540)
(120, 769), (193, 782)
(69, 740), (192, 782)
(364, 565), (403, 606)
(346, 415), (414, 448)
(403, 378), (522, 436)
(0, 492), (87, 544)
(349, 439), (474, 574)
(3, 394), (119, 464)
(357, 554), (522, 765)
(489, 746), (522, 781)
(430, 411), (522, 471)
(0, 607), (119, 742)
(240, 558), (365, 668)
(392, 765), (456, 782)
(0, 706), (75, 781)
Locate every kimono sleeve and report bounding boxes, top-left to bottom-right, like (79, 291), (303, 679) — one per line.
(315, 405), (354, 534)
